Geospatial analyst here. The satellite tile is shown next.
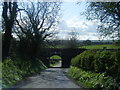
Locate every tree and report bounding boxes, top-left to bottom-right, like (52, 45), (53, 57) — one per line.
(65, 30), (79, 48)
(83, 40), (92, 45)
(2, 1), (18, 59)
(84, 2), (120, 40)
(14, 2), (61, 59)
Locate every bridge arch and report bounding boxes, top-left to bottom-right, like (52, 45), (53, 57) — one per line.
(49, 53), (62, 67)
(39, 48), (86, 68)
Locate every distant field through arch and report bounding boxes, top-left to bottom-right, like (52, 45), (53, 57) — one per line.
(50, 55), (62, 67)
(39, 48), (86, 68)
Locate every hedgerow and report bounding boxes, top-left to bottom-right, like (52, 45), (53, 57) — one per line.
(70, 50), (120, 89)
(2, 58), (47, 88)
(71, 50), (120, 78)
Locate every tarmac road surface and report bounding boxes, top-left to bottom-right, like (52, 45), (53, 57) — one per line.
(9, 68), (84, 89)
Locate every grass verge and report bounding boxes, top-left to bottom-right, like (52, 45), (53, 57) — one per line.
(2, 58), (47, 88)
(67, 66), (119, 90)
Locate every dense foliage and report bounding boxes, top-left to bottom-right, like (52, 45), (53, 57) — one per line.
(71, 50), (120, 77)
(2, 58), (47, 88)
(2, 1), (61, 60)
(70, 50), (120, 89)
(67, 67), (119, 90)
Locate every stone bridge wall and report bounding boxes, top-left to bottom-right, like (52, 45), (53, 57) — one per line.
(39, 48), (86, 68)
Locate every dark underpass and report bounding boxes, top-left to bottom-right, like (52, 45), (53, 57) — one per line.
(39, 48), (86, 68)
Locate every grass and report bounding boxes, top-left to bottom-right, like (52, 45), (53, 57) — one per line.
(50, 55), (62, 67)
(48, 44), (120, 49)
(79, 44), (120, 49)
(50, 55), (62, 60)
(67, 66), (119, 89)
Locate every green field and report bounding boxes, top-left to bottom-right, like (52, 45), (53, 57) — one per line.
(49, 45), (64, 48)
(79, 44), (120, 49)
(50, 55), (62, 67)
(50, 55), (62, 60)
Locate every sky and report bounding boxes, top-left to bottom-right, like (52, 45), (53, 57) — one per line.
(57, 2), (100, 40)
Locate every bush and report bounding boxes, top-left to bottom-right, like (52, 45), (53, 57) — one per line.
(67, 67), (119, 90)
(94, 50), (120, 79)
(94, 50), (112, 73)
(108, 51), (120, 82)
(70, 50), (120, 83)
(71, 50), (95, 71)
(80, 50), (95, 71)
(2, 58), (47, 88)
(71, 54), (81, 67)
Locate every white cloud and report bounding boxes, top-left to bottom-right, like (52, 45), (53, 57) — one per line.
(58, 19), (68, 30)
(57, 16), (100, 40)
(67, 16), (88, 29)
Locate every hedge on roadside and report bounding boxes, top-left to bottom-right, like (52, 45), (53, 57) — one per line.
(94, 50), (112, 73)
(2, 58), (47, 88)
(71, 50), (120, 81)
(71, 50), (95, 71)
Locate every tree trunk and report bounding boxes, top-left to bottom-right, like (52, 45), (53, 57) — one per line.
(2, 23), (12, 59)
(2, 2), (17, 60)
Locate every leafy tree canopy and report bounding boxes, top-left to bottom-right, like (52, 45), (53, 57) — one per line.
(85, 2), (120, 40)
